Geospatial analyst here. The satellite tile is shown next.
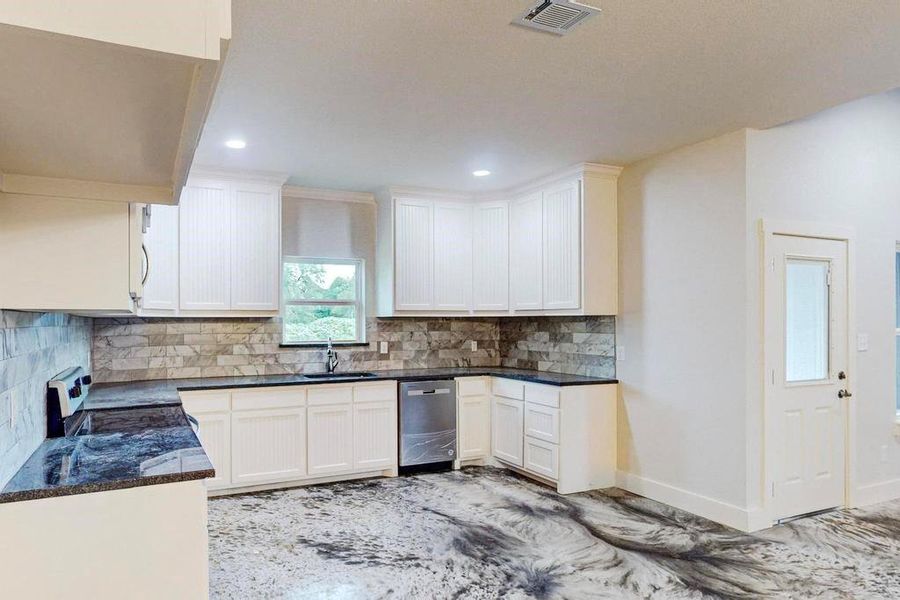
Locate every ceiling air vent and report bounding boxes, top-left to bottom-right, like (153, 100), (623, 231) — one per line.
(512, 0), (600, 36)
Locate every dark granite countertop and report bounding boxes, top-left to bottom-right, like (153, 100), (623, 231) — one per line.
(0, 406), (214, 504)
(87, 367), (617, 409)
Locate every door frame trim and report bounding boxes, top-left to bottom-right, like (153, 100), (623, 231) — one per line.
(760, 219), (857, 526)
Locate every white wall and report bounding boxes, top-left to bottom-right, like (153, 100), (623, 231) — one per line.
(617, 130), (751, 514)
(746, 90), (900, 506)
(618, 89), (900, 529)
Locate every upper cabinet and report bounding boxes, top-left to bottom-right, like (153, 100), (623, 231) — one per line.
(141, 171), (285, 317)
(376, 163), (620, 317)
(0, 1), (231, 205)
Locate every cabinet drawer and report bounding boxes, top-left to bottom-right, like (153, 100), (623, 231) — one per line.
(353, 382), (397, 404)
(492, 377), (524, 400)
(524, 383), (559, 408)
(524, 436), (559, 481)
(524, 402), (560, 443)
(457, 377), (488, 397)
(180, 391), (230, 414)
(232, 387), (306, 411)
(308, 385), (354, 406)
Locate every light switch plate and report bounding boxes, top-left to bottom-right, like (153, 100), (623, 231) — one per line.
(616, 345), (625, 361)
(379, 341), (388, 354)
(857, 334), (869, 352)
(471, 340), (478, 351)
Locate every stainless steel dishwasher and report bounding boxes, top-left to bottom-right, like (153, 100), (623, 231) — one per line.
(399, 380), (457, 470)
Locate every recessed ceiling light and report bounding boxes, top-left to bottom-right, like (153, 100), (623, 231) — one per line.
(225, 139), (246, 149)
(472, 170), (491, 177)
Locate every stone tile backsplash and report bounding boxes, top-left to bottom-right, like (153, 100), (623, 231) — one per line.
(92, 315), (616, 383)
(499, 316), (615, 378)
(0, 310), (92, 487)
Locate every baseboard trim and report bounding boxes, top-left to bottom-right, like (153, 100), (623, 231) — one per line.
(854, 478), (900, 508)
(616, 471), (765, 532)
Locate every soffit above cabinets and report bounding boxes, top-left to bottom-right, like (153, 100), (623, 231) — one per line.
(0, 17), (228, 205)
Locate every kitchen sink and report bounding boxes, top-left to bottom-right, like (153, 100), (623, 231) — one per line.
(303, 372), (377, 379)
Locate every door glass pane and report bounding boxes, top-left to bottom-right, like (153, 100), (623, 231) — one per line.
(785, 259), (830, 382)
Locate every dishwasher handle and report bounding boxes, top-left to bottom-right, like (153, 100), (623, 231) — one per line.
(407, 388), (451, 396)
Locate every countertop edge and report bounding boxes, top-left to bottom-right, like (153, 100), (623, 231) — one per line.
(0, 468), (215, 505)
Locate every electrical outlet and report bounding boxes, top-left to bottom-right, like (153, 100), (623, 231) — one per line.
(857, 334), (869, 352)
(471, 340), (478, 352)
(616, 345), (625, 361)
(379, 341), (388, 354)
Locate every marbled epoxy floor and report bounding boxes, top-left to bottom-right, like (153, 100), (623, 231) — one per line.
(208, 467), (900, 599)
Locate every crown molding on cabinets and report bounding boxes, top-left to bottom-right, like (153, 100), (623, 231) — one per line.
(282, 185), (375, 205)
(503, 162), (623, 199)
(0, 172), (172, 204)
(385, 186), (475, 203)
(187, 166), (290, 186)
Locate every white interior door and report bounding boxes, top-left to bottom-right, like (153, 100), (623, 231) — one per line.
(767, 234), (848, 521)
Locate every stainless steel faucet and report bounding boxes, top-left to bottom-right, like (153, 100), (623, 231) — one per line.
(325, 338), (339, 373)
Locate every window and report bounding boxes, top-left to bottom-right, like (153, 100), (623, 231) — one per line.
(895, 247), (900, 413)
(282, 257), (364, 344)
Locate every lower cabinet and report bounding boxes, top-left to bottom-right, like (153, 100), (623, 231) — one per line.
(491, 378), (617, 494)
(181, 381), (398, 493)
(353, 400), (397, 470)
(232, 407), (307, 486)
(193, 410), (232, 490)
(307, 403), (354, 476)
(492, 397), (524, 467)
(457, 377), (491, 461)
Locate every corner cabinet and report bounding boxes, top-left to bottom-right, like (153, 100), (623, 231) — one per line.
(376, 163), (620, 317)
(140, 171), (285, 317)
(490, 378), (617, 494)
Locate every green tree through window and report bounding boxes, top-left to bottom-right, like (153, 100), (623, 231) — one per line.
(282, 259), (363, 344)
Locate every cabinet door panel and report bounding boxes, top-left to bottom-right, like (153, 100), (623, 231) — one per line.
(179, 180), (231, 310)
(193, 411), (231, 490)
(433, 202), (472, 310)
(394, 198), (433, 310)
(459, 395), (491, 460)
(542, 180), (581, 310)
(492, 397), (524, 466)
(473, 202), (509, 311)
(353, 400), (397, 470)
(307, 403), (354, 475)
(231, 184), (280, 310)
(524, 436), (559, 480)
(231, 408), (306, 486)
(141, 204), (179, 311)
(509, 192), (543, 310)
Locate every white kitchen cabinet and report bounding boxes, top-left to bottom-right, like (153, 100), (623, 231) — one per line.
(490, 378), (617, 494)
(193, 411), (232, 490)
(472, 201), (509, 311)
(394, 197), (434, 310)
(509, 192), (544, 310)
(141, 204), (179, 312)
(433, 202), (473, 310)
(376, 163), (619, 317)
(542, 179), (581, 310)
(0, 194), (144, 314)
(353, 400), (397, 470)
(524, 436), (560, 480)
(142, 171), (283, 316)
(231, 182), (281, 310)
(492, 397), (524, 467)
(458, 382), (492, 461)
(179, 179), (231, 311)
(307, 403), (355, 476)
(231, 407), (307, 486)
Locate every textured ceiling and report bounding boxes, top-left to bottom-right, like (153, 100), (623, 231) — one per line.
(194, 0), (900, 192)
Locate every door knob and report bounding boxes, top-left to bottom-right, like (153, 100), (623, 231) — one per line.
(838, 389), (853, 399)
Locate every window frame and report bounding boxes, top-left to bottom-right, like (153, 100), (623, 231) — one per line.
(281, 256), (365, 345)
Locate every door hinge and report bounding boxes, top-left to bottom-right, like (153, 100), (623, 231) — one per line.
(771, 370), (775, 385)
(826, 267), (832, 286)
(772, 482), (775, 497)
(770, 258), (775, 271)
